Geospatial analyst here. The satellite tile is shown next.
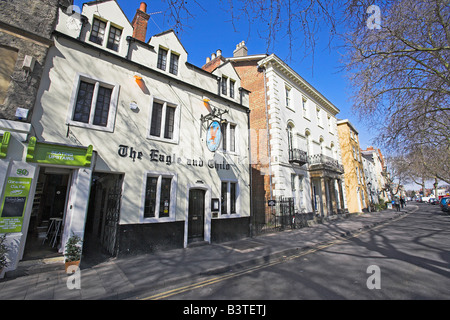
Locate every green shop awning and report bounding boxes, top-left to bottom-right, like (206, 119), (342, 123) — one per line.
(26, 137), (93, 167)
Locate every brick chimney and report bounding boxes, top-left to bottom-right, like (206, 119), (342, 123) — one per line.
(202, 50), (224, 72)
(132, 2), (150, 42)
(233, 41), (248, 57)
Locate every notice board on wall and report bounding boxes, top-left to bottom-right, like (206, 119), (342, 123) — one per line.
(0, 177), (32, 233)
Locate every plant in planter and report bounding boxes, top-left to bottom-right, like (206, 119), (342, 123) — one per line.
(65, 233), (82, 273)
(0, 234), (9, 275)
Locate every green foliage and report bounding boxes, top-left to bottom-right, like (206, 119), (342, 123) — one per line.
(65, 234), (82, 262)
(373, 198), (386, 212)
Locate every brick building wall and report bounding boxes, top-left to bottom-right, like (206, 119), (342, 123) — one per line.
(231, 59), (274, 223)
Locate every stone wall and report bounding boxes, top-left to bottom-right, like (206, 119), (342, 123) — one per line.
(0, 0), (70, 121)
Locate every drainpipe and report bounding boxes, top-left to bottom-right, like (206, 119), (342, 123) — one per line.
(247, 107), (253, 237)
(126, 36), (134, 60)
(77, 15), (88, 41)
(262, 66), (273, 206)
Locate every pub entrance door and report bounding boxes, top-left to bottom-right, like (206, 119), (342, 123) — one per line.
(188, 189), (205, 243)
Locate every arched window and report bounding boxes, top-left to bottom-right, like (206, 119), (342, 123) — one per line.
(305, 129), (311, 155)
(319, 136), (324, 155)
(287, 123), (294, 151)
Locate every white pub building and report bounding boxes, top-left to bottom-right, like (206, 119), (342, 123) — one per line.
(0, 0), (251, 274)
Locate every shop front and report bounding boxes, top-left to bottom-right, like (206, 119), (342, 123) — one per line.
(0, 134), (94, 274)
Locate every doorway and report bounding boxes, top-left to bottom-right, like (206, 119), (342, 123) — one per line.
(82, 173), (123, 265)
(24, 169), (71, 260)
(188, 189), (205, 243)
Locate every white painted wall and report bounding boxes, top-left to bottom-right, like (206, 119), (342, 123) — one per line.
(34, 1), (251, 231)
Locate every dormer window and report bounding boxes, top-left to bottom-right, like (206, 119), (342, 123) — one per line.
(107, 25), (122, 52)
(230, 79), (235, 98)
(169, 52), (179, 75)
(89, 17), (123, 52)
(157, 47), (168, 71)
(89, 18), (106, 45)
(222, 76), (228, 95)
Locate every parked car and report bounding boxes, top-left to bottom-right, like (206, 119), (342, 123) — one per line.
(429, 198), (439, 205)
(440, 197), (450, 212)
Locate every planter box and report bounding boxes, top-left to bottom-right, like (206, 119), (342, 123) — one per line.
(65, 261), (80, 274)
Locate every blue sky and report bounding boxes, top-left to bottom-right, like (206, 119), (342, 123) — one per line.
(73, 0), (376, 149)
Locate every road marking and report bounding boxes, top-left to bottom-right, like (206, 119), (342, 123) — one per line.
(139, 212), (412, 300)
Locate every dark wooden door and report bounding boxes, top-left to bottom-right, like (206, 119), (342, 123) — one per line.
(188, 189), (205, 242)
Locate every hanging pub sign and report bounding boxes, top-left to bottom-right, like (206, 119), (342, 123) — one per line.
(0, 177), (32, 233)
(206, 121), (222, 152)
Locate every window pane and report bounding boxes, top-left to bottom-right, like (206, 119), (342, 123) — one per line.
(286, 87), (290, 107)
(144, 177), (158, 218)
(89, 18), (106, 45)
(221, 182), (227, 215)
(230, 80), (235, 98)
(287, 125), (293, 150)
(230, 124), (236, 152)
(169, 53), (179, 75)
(222, 76), (227, 95)
(164, 106), (176, 139)
(93, 86), (112, 126)
(107, 26), (122, 51)
(73, 81), (94, 123)
(222, 123), (227, 151)
(157, 48), (167, 70)
(159, 178), (172, 218)
(230, 183), (236, 213)
(150, 102), (163, 137)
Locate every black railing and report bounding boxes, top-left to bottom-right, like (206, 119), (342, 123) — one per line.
(307, 154), (344, 173)
(289, 148), (308, 165)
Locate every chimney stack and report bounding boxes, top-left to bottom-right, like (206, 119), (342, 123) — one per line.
(202, 49), (223, 72)
(132, 2), (150, 42)
(233, 41), (248, 57)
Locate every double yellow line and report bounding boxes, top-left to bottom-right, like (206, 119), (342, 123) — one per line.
(139, 213), (409, 300)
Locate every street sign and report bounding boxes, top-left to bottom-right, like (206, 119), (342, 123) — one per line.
(267, 199), (276, 207)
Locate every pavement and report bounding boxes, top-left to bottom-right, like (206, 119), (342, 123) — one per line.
(0, 205), (418, 300)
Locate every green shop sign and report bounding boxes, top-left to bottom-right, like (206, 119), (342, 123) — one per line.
(0, 132), (11, 159)
(0, 177), (32, 233)
(26, 137), (93, 167)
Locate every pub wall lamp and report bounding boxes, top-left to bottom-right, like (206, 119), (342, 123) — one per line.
(200, 97), (228, 138)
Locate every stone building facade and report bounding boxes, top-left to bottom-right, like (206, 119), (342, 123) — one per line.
(337, 119), (368, 213)
(0, 0), (71, 122)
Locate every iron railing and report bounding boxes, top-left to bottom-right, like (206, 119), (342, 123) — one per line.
(307, 154), (344, 173)
(289, 148), (308, 166)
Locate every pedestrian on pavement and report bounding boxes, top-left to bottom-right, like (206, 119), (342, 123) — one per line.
(395, 198), (401, 212)
(400, 197), (405, 208)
